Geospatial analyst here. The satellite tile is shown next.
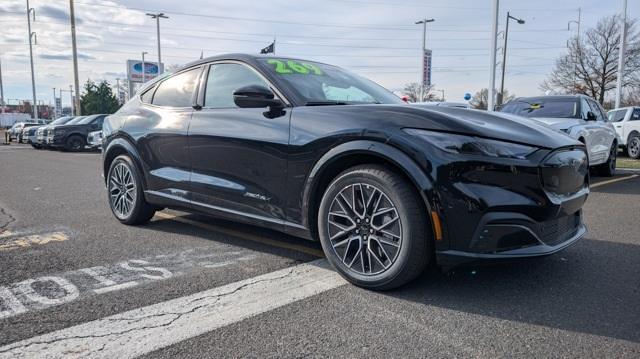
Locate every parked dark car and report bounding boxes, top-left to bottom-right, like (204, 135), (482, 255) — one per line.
(102, 54), (589, 289)
(36, 116), (74, 148)
(48, 114), (107, 151)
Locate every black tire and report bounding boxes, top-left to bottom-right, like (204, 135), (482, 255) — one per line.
(596, 142), (617, 177)
(317, 165), (430, 290)
(106, 154), (156, 225)
(64, 135), (85, 152)
(627, 134), (640, 159)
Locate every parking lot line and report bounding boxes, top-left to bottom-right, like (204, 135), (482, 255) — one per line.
(154, 212), (325, 258)
(0, 232), (69, 252)
(0, 259), (346, 358)
(591, 174), (638, 188)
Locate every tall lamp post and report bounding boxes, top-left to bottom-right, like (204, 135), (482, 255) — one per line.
(141, 51), (148, 84)
(415, 18), (435, 102)
(146, 13), (168, 71)
(568, 8), (582, 94)
(615, 0), (628, 108)
(497, 12), (525, 107)
(26, 0), (37, 119)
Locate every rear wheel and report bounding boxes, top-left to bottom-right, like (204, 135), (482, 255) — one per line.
(64, 135), (85, 152)
(597, 142), (617, 177)
(627, 134), (640, 159)
(318, 165), (430, 290)
(107, 155), (156, 225)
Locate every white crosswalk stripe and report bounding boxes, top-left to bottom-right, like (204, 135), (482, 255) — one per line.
(0, 259), (345, 358)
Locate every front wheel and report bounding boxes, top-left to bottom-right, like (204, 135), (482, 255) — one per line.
(107, 155), (156, 225)
(64, 135), (85, 152)
(597, 142), (617, 177)
(627, 135), (640, 159)
(318, 165), (430, 290)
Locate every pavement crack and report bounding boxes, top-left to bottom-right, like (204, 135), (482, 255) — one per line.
(0, 207), (16, 234)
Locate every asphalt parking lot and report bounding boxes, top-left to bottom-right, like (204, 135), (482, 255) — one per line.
(0, 143), (639, 358)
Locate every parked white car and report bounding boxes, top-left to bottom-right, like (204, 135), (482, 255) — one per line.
(607, 106), (640, 159)
(501, 95), (618, 176)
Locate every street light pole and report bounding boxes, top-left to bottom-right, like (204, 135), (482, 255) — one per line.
(0, 53), (4, 114)
(498, 12), (525, 107)
(69, 0), (81, 116)
(415, 18), (435, 102)
(488, 0), (499, 112)
(69, 85), (74, 116)
(52, 87), (56, 120)
(568, 8), (581, 94)
(615, 0), (628, 108)
(26, 0), (37, 119)
(146, 13), (168, 70)
(142, 51), (148, 83)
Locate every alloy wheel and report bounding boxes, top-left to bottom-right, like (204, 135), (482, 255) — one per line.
(630, 138), (640, 158)
(326, 183), (402, 276)
(109, 162), (137, 218)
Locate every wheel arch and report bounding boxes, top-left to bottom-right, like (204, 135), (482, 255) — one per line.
(302, 140), (435, 241)
(102, 136), (147, 189)
(628, 130), (640, 143)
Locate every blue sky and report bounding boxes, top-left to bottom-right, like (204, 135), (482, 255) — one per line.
(0, 0), (637, 108)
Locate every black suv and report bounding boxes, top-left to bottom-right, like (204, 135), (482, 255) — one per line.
(49, 114), (107, 151)
(102, 54), (589, 290)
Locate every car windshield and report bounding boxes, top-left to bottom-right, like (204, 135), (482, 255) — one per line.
(607, 109), (627, 122)
(65, 116), (86, 125)
(500, 99), (579, 118)
(258, 58), (402, 105)
(77, 115), (98, 125)
(49, 116), (73, 125)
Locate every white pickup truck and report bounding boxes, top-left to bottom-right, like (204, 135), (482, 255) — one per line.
(607, 106), (640, 159)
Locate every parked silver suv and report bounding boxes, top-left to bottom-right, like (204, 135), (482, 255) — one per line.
(501, 95), (618, 176)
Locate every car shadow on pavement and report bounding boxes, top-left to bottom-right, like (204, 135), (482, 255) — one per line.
(387, 237), (640, 343)
(140, 212), (323, 263)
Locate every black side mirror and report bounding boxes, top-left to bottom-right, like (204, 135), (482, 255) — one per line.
(586, 111), (597, 121)
(233, 85), (282, 109)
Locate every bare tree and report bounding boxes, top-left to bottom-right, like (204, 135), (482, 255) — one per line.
(402, 82), (437, 102)
(470, 88), (515, 110)
(541, 15), (640, 105)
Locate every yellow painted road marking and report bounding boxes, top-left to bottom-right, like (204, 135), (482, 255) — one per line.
(154, 212), (325, 258)
(0, 232), (69, 252)
(591, 174), (639, 189)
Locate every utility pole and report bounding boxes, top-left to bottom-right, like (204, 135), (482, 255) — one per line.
(26, 0), (37, 119)
(568, 8), (581, 94)
(142, 51), (148, 83)
(52, 87), (56, 120)
(69, 0), (81, 116)
(615, 0), (628, 108)
(0, 54), (4, 114)
(488, 0), (499, 112)
(69, 85), (74, 116)
(498, 12), (525, 107)
(146, 13), (168, 70)
(415, 18), (435, 102)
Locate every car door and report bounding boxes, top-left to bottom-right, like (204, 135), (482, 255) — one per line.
(588, 99), (615, 162)
(578, 98), (599, 161)
(627, 108), (640, 143)
(133, 67), (202, 200)
(608, 109), (628, 142)
(188, 61), (290, 228)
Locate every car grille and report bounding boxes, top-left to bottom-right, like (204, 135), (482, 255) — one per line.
(539, 211), (581, 246)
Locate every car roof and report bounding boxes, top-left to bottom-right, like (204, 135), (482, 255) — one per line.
(180, 53), (333, 71)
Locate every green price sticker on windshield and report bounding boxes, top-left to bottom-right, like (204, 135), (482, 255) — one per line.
(267, 59), (323, 75)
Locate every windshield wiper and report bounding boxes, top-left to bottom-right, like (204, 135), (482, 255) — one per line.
(305, 101), (350, 106)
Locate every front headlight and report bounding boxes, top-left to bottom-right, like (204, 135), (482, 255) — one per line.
(404, 128), (537, 160)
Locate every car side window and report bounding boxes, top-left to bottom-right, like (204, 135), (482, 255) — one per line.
(588, 100), (606, 122)
(152, 68), (201, 107)
(204, 63), (270, 108)
(580, 99), (591, 120)
(632, 109), (640, 121)
(608, 110), (626, 122)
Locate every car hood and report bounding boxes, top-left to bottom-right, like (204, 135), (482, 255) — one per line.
(54, 124), (88, 130)
(528, 117), (582, 130)
(302, 105), (579, 149)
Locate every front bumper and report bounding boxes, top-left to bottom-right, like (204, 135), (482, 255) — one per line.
(428, 146), (589, 265)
